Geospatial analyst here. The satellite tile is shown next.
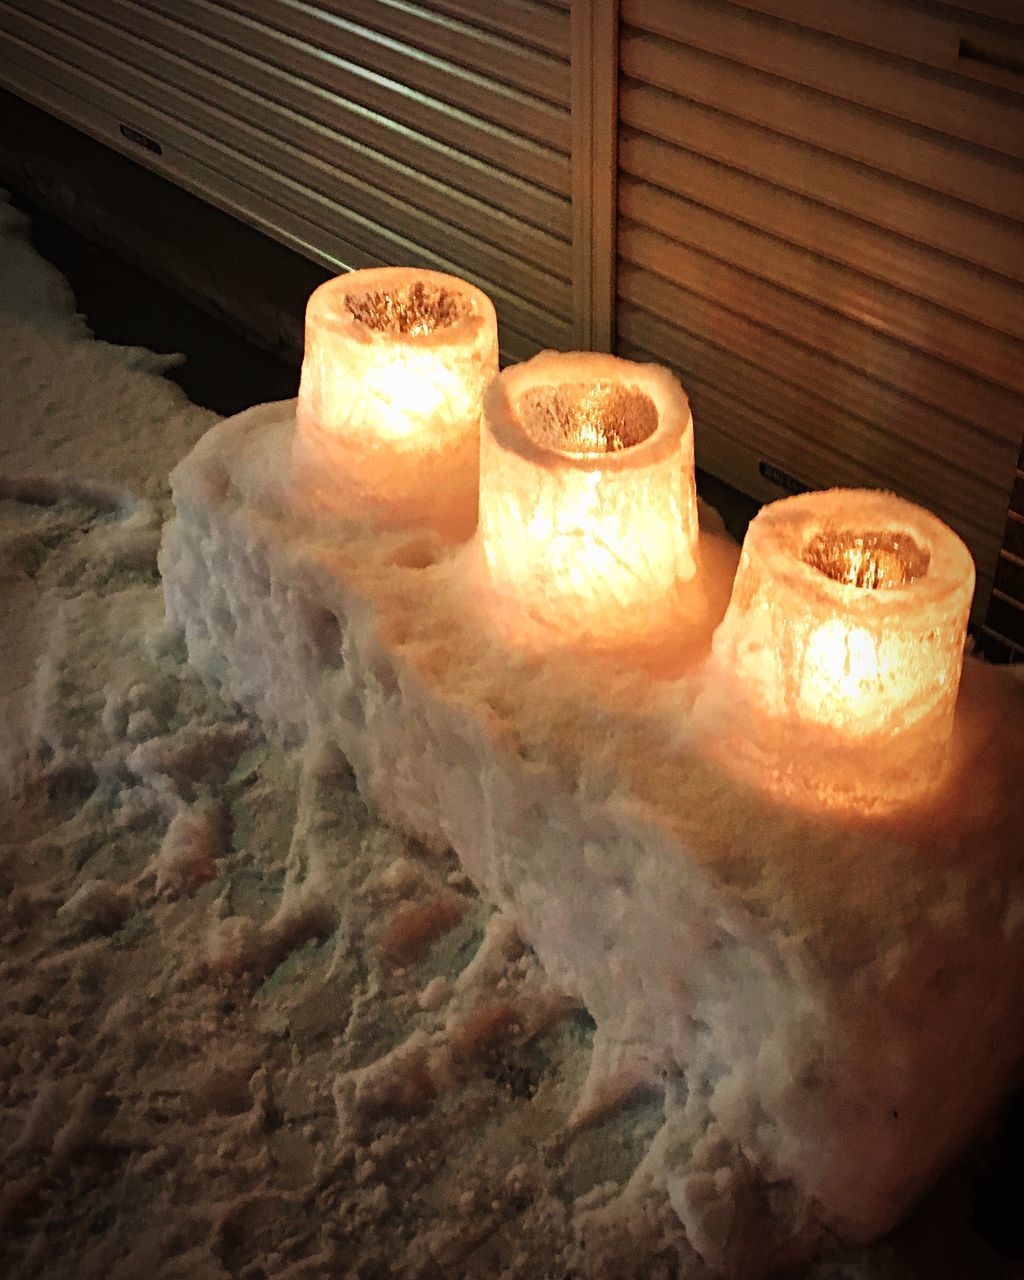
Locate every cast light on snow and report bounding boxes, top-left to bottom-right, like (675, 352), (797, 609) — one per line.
(707, 489), (975, 810)
(477, 351), (699, 639)
(293, 266), (498, 536)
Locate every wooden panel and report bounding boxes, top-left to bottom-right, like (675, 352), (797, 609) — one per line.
(570, 0), (618, 349)
(0, 54), (380, 271)
(723, 0), (959, 68)
(617, 226), (1022, 435)
(618, 303), (1014, 526)
(620, 85), (1023, 281)
(413, 0), (571, 56)
(91, 0), (571, 234)
(727, 0), (1024, 87)
(620, 335), (1003, 605)
(619, 2), (1024, 619)
(953, 1), (1024, 25)
(626, 0), (1024, 160)
(620, 29), (1024, 220)
(128, 0), (570, 185)
(619, 180), (1024, 396)
(620, 131), (1024, 336)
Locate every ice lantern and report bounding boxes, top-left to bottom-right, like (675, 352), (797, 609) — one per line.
(294, 267), (498, 537)
(708, 489), (975, 810)
(477, 351), (699, 641)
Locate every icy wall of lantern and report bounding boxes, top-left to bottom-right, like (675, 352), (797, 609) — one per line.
(477, 351), (699, 640)
(294, 267), (498, 537)
(706, 489), (975, 810)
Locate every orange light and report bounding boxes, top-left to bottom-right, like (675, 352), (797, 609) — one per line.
(476, 352), (699, 643)
(293, 267), (498, 537)
(702, 490), (975, 811)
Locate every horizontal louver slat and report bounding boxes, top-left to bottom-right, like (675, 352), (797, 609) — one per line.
(620, 131), (1024, 337)
(625, 0), (1024, 160)
(0, 51), (379, 267)
(617, 302), (1016, 517)
(725, 0), (1024, 96)
(620, 85), (1023, 282)
(403, 0), (570, 57)
(619, 179), (1024, 396)
(617, 252), (1021, 456)
(619, 334), (1003, 605)
(620, 29), (1024, 220)
(950, 1), (1024, 23)
(118, 0), (571, 188)
(722, 0), (958, 68)
(81, 0), (572, 237)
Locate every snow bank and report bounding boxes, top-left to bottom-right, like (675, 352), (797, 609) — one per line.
(162, 399), (1024, 1274)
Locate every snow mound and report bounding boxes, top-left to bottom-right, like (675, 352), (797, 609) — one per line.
(162, 399), (1024, 1275)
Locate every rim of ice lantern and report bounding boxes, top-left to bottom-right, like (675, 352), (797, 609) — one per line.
(484, 351), (691, 474)
(477, 351), (700, 640)
(749, 489), (974, 622)
(303, 266), (495, 358)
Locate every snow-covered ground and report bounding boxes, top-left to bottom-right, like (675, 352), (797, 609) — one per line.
(0, 191), (1017, 1279)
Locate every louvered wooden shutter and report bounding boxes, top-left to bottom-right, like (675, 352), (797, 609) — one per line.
(0, 0), (574, 363)
(616, 0), (1024, 616)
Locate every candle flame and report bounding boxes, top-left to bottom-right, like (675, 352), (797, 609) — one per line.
(516, 383), (659, 456)
(803, 529), (930, 590)
(358, 351), (464, 441)
(799, 619), (881, 722)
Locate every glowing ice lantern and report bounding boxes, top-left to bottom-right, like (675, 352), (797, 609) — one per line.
(294, 267), (498, 537)
(477, 351), (699, 640)
(707, 489), (975, 810)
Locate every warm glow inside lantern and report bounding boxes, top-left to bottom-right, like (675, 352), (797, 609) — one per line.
(705, 489), (975, 810)
(293, 266), (498, 536)
(477, 351), (699, 641)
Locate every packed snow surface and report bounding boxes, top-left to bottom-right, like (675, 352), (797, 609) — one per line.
(2, 191), (1022, 1279)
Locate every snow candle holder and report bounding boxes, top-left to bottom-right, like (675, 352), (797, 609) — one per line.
(477, 351), (699, 642)
(294, 266), (498, 537)
(707, 489), (975, 810)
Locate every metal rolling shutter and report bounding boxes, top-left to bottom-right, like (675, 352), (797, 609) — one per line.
(617, 0), (1024, 616)
(0, 0), (573, 363)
